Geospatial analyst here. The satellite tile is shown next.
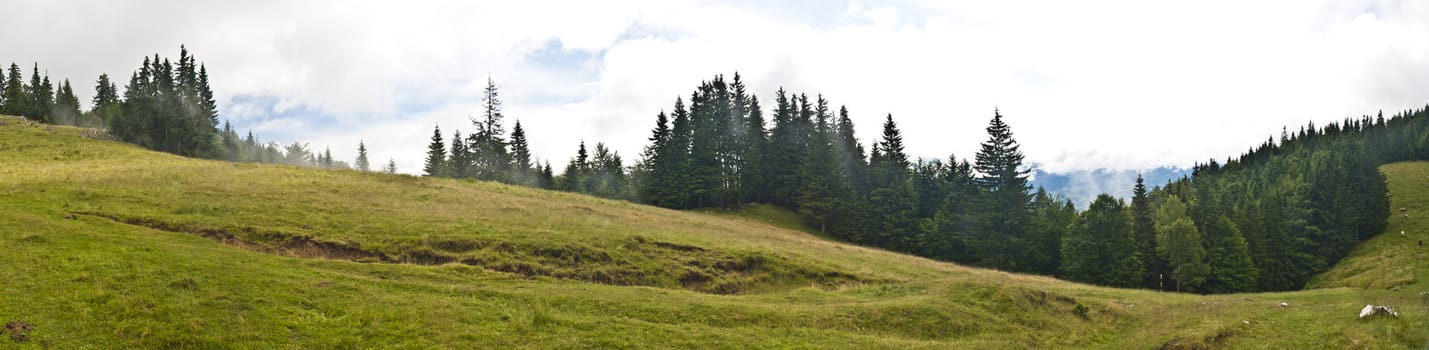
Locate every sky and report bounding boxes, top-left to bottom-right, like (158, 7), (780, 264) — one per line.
(3, 0), (1427, 174)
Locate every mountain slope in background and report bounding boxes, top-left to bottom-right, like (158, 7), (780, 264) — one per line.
(1029, 166), (1190, 209)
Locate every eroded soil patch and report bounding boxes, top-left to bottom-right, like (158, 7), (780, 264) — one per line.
(80, 212), (864, 294)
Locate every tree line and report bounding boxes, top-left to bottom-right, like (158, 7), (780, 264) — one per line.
(3, 46), (400, 174)
(446, 72), (1421, 293)
(13, 52), (1420, 293)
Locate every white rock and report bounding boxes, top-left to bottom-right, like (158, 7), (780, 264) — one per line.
(1279, 302), (1289, 307)
(1360, 304), (1399, 318)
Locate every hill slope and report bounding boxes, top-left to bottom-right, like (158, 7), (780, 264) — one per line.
(0, 116), (1424, 348)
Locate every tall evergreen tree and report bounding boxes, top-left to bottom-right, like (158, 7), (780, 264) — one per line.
(449, 130), (469, 178)
(794, 105), (854, 235)
(471, 76), (510, 181)
(740, 96), (767, 204)
(2, 63), (28, 119)
(639, 111), (675, 205)
(423, 124), (447, 177)
(509, 120), (534, 185)
(1061, 194), (1142, 287)
(384, 158), (398, 174)
(1131, 174), (1164, 289)
(970, 109), (1033, 270)
(866, 114), (917, 250)
(1026, 188), (1074, 275)
(559, 141), (590, 192)
(356, 140), (371, 172)
(92, 73), (121, 127)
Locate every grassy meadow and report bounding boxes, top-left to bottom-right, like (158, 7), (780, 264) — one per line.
(0, 116), (1425, 348)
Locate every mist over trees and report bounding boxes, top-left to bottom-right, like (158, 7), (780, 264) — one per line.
(2, 46), (395, 172)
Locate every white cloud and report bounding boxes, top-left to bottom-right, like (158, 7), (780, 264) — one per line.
(1, 0), (1426, 175)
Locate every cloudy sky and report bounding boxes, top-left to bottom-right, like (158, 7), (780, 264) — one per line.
(4, 0), (1427, 174)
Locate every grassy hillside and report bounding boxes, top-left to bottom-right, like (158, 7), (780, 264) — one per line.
(0, 116), (1424, 349)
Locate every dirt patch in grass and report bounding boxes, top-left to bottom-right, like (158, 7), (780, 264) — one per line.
(82, 212), (864, 294)
(3, 320), (33, 343)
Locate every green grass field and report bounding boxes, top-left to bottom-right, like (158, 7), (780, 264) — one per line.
(1, 116), (1425, 349)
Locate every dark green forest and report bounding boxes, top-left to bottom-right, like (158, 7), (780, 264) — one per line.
(8, 51), (1425, 293)
(2, 47), (397, 173)
(413, 72), (1425, 293)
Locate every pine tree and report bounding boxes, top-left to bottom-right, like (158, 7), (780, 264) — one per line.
(866, 114), (917, 250)
(509, 120), (534, 185)
(28, 64), (54, 122)
(1026, 188), (1073, 275)
(384, 158), (398, 174)
(449, 130), (469, 178)
(559, 141), (590, 192)
(471, 76), (510, 181)
(663, 98), (694, 208)
(639, 111), (673, 205)
(1131, 174), (1164, 289)
(794, 108), (853, 234)
(423, 124), (447, 177)
(356, 140), (371, 171)
(1, 63), (26, 118)
(538, 161), (556, 189)
(970, 108), (1033, 270)
(1061, 194), (1142, 287)
(92, 73), (121, 127)
(929, 156), (980, 263)
(740, 96), (767, 203)
(321, 147), (335, 169)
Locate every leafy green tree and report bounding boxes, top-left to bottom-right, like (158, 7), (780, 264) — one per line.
(423, 124), (447, 177)
(1061, 194), (1142, 287)
(1154, 195), (1207, 292)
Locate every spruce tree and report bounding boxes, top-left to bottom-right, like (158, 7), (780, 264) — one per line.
(1026, 188), (1074, 275)
(1060, 194), (1142, 287)
(471, 76), (510, 181)
(449, 130), (469, 178)
(930, 156), (980, 263)
(423, 124), (447, 177)
(92, 73), (121, 127)
(639, 111), (673, 205)
(1131, 174), (1164, 289)
(384, 158), (398, 174)
(794, 109), (853, 235)
(866, 114), (917, 250)
(970, 109), (1033, 270)
(356, 140), (371, 171)
(1, 63), (26, 118)
(509, 120), (534, 185)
